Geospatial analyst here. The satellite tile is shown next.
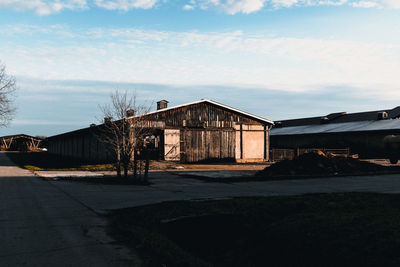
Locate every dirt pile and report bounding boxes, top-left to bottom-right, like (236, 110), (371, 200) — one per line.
(257, 152), (395, 178)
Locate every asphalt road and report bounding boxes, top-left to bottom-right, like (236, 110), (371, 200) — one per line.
(42, 168), (400, 213)
(0, 153), (139, 267)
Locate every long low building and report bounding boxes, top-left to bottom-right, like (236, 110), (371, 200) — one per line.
(48, 99), (274, 163)
(271, 106), (400, 162)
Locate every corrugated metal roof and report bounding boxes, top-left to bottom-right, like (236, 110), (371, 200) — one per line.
(275, 107), (400, 127)
(130, 99), (274, 125)
(271, 118), (400, 136)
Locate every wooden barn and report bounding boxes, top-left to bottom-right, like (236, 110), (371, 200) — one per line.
(48, 99), (274, 163)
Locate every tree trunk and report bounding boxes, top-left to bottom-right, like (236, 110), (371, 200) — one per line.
(116, 147), (121, 177)
(116, 161), (121, 177)
(123, 161), (128, 178)
(144, 149), (149, 181)
(133, 150), (138, 179)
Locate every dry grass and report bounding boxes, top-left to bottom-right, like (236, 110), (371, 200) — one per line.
(109, 193), (400, 267)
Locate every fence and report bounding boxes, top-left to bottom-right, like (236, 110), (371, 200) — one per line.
(270, 148), (350, 162)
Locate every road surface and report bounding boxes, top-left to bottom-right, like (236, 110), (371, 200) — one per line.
(0, 152), (139, 266)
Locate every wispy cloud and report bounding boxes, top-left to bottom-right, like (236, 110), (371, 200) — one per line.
(0, 0), (399, 15)
(93, 0), (158, 11)
(186, 0), (400, 14)
(0, 0), (87, 15)
(8, 77), (399, 137)
(2, 25), (400, 99)
(0, 0), (158, 15)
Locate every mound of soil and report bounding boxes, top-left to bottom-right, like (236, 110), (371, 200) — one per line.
(257, 152), (399, 179)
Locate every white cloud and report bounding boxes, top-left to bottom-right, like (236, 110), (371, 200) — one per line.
(271, 0), (299, 8)
(380, 0), (400, 8)
(223, 0), (266, 14)
(315, 0), (348, 7)
(351, 1), (378, 7)
(0, 0), (87, 15)
(0, 0), (398, 15)
(194, 0), (267, 14)
(2, 25), (400, 99)
(187, 0), (400, 13)
(183, 4), (194, 10)
(93, 0), (158, 10)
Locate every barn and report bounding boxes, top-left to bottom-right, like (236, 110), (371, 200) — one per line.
(47, 99), (273, 163)
(271, 106), (400, 161)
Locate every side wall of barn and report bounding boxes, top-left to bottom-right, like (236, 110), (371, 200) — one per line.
(48, 130), (113, 163)
(270, 130), (398, 158)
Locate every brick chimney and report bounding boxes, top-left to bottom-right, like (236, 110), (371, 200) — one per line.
(126, 109), (135, 117)
(157, 100), (168, 110)
(104, 116), (112, 124)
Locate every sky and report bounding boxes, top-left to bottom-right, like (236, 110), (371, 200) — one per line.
(0, 0), (399, 136)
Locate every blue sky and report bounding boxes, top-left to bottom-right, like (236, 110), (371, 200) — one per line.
(0, 0), (399, 136)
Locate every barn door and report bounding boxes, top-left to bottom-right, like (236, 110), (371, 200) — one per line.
(164, 129), (180, 161)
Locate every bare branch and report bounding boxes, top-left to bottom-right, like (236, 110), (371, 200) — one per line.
(0, 61), (16, 127)
(95, 90), (154, 179)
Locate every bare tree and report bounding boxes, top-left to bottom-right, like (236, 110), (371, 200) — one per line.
(98, 90), (152, 179)
(0, 61), (16, 126)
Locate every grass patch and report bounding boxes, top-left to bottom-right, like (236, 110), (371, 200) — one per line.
(6, 151), (182, 173)
(5, 152), (115, 171)
(109, 193), (400, 267)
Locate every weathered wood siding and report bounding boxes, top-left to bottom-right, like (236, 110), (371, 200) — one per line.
(48, 130), (113, 163)
(48, 101), (272, 163)
(144, 102), (262, 128)
(180, 129), (236, 162)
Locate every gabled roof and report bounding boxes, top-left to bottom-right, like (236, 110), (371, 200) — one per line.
(130, 99), (274, 125)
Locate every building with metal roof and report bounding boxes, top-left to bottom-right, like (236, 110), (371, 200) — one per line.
(271, 106), (400, 162)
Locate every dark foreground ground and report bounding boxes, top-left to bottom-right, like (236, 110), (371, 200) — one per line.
(5, 151), (400, 266)
(109, 193), (400, 267)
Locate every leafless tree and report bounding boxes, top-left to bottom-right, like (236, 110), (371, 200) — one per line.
(98, 90), (152, 179)
(0, 61), (16, 126)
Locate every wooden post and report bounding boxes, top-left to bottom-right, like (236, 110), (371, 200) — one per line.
(264, 125), (267, 160)
(144, 149), (149, 181)
(240, 124), (243, 160)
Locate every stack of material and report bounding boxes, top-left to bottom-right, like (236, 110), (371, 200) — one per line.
(257, 151), (395, 178)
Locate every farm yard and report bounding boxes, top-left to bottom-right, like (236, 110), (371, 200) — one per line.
(4, 150), (400, 266)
